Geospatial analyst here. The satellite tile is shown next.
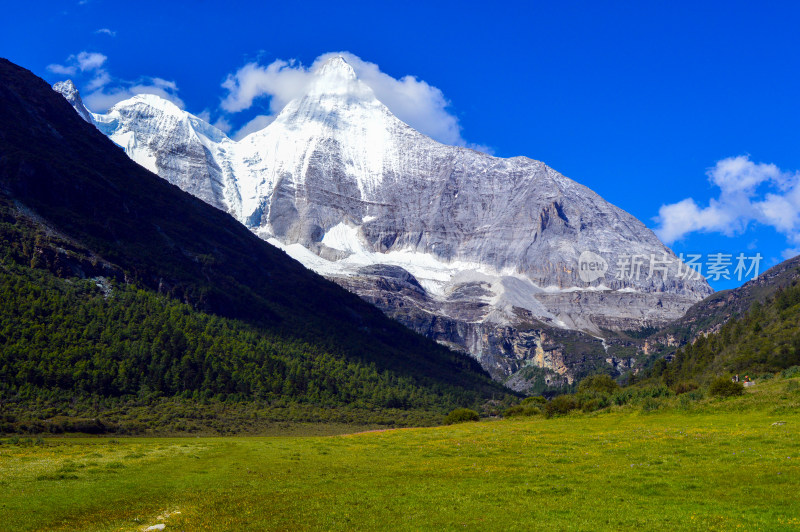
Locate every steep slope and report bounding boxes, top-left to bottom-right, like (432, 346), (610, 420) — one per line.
(55, 56), (712, 388)
(0, 57), (507, 411)
(639, 254), (800, 359)
(52, 79), (93, 123)
(644, 255), (800, 384)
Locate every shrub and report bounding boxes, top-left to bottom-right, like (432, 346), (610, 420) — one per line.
(640, 397), (661, 413)
(521, 396), (547, 406)
(674, 381), (699, 395)
(581, 398), (602, 412)
(504, 405), (541, 417)
(678, 394), (695, 410)
(611, 390), (633, 406)
(504, 396), (547, 417)
(708, 377), (745, 398)
(443, 408), (480, 425)
(638, 385), (673, 399)
(544, 395), (578, 418)
(682, 389), (704, 401)
(578, 374), (620, 394)
(781, 366), (800, 379)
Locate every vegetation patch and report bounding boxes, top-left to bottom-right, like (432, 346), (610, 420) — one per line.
(443, 408), (480, 424)
(1, 386), (798, 531)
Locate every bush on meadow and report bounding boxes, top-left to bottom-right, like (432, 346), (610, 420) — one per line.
(544, 395), (578, 418)
(673, 381), (699, 395)
(781, 366), (800, 378)
(443, 408), (480, 424)
(708, 377), (745, 398)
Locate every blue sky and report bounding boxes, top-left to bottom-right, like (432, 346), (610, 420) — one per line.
(2, 0), (798, 291)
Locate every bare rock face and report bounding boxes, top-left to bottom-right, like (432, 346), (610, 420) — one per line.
(53, 57), (712, 388)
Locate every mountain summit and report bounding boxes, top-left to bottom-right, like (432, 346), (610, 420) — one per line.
(56, 60), (712, 388)
(0, 57), (503, 407)
(313, 56), (359, 86)
(53, 79), (93, 123)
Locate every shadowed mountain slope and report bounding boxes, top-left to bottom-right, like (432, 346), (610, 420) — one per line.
(0, 58), (508, 409)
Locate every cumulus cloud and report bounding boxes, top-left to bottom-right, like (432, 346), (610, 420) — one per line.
(654, 155), (800, 256)
(220, 52), (468, 146)
(48, 51), (184, 112)
(86, 70), (111, 90)
(232, 114), (275, 141)
(47, 63), (77, 76)
(783, 248), (800, 260)
(95, 28), (116, 37)
(83, 77), (184, 111)
(221, 60), (311, 114)
(76, 51), (107, 71)
(212, 116), (232, 134)
(48, 51), (107, 76)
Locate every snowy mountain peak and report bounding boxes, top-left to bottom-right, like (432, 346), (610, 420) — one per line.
(316, 56), (357, 81)
(110, 93), (184, 116)
(52, 80), (93, 123)
(55, 64), (712, 386)
(53, 79), (79, 99)
(303, 56), (371, 100)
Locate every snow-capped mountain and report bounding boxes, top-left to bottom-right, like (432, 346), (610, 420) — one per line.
(54, 57), (712, 387)
(52, 80), (94, 123)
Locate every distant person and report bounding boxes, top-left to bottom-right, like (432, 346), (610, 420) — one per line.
(744, 375), (750, 383)
(735, 374), (739, 383)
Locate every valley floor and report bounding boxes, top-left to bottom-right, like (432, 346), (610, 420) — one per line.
(1, 381), (799, 531)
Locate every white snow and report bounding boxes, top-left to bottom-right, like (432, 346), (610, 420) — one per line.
(321, 222), (367, 253)
(109, 130), (159, 174)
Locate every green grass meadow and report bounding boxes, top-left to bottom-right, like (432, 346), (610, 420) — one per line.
(1, 379), (799, 531)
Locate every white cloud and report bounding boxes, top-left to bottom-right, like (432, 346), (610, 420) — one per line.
(48, 51), (107, 77)
(195, 110), (232, 134)
(95, 28), (116, 37)
(221, 59), (310, 114)
(49, 51), (184, 112)
(212, 116), (232, 134)
(75, 51), (107, 71)
(654, 155), (800, 256)
(86, 70), (112, 90)
(467, 143), (495, 155)
(782, 248), (800, 260)
(220, 52), (468, 146)
(47, 63), (77, 76)
(83, 80), (185, 111)
(232, 114), (275, 140)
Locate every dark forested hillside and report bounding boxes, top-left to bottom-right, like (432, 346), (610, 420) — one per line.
(0, 260), (497, 430)
(650, 255), (800, 346)
(0, 58), (511, 432)
(645, 259), (800, 384)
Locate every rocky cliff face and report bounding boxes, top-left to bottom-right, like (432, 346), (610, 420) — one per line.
(54, 56), (712, 389)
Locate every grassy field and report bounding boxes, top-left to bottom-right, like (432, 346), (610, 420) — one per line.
(1, 379), (799, 531)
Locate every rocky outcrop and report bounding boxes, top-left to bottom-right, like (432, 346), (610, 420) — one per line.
(334, 265), (620, 392)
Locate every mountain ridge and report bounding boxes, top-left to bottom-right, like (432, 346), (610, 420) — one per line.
(0, 57), (506, 406)
(53, 56), (712, 389)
